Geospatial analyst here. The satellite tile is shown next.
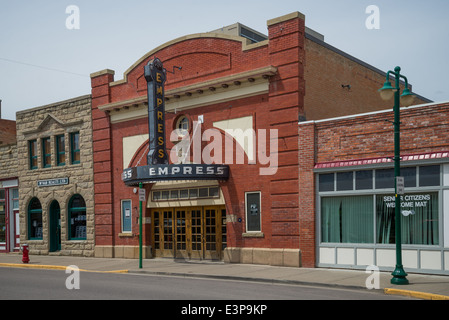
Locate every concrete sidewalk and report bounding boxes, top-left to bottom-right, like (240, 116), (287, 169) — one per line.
(1, 253), (448, 300)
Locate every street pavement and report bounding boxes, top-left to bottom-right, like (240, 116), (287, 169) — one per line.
(1, 253), (448, 300)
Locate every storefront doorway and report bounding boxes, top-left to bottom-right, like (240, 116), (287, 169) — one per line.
(151, 206), (226, 260)
(0, 186), (19, 253)
(49, 200), (61, 252)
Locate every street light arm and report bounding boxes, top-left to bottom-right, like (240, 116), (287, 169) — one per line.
(399, 74), (410, 90)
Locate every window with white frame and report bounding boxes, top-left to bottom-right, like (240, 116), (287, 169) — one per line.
(318, 165), (442, 246)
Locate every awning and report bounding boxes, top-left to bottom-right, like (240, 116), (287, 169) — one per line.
(314, 151), (449, 170)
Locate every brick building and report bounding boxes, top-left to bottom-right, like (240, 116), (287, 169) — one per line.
(300, 101), (449, 274)
(89, 11), (430, 268)
(0, 117), (19, 252)
(16, 95), (95, 256)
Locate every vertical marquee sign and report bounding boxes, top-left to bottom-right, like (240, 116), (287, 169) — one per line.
(144, 58), (168, 165)
(122, 58), (229, 186)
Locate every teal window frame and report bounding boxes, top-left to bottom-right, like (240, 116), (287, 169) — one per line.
(70, 132), (80, 165)
(42, 137), (51, 168)
(56, 134), (66, 166)
(68, 194), (86, 240)
(121, 200), (132, 233)
(29, 140), (38, 170)
(28, 197), (43, 240)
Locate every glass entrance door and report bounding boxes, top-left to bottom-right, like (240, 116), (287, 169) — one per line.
(49, 200), (61, 252)
(152, 206), (226, 260)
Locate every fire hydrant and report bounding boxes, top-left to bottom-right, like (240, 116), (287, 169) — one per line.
(22, 244), (30, 264)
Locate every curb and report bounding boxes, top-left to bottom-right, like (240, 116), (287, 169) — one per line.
(3, 262), (449, 300)
(129, 269), (378, 293)
(385, 288), (449, 300)
(0, 263), (129, 274)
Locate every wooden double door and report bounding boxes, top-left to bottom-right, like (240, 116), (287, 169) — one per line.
(152, 206), (226, 260)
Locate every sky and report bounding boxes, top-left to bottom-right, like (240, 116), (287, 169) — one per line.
(1, 0), (448, 120)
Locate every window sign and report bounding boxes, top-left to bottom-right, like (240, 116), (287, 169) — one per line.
(121, 200), (132, 233)
(376, 193), (439, 245)
(246, 192), (261, 232)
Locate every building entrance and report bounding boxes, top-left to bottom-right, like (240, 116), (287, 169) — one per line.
(151, 206), (226, 260)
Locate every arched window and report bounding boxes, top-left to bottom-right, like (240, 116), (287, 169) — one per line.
(176, 115), (190, 136)
(28, 198), (43, 240)
(68, 194), (86, 240)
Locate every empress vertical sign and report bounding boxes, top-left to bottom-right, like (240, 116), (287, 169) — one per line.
(145, 58), (168, 165)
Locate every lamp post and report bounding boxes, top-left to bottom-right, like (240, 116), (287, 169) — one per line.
(378, 66), (414, 285)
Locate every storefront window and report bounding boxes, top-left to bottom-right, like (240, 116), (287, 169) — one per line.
(376, 193), (439, 245)
(319, 173), (334, 192)
(321, 195), (374, 244)
(402, 167), (417, 187)
(336, 172), (353, 191)
(375, 168), (394, 189)
(28, 198), (43, 240)
(0, 190), (5, 242)
(68, 194), (86, 240)
(419, 166), (440, 187)
(356, 170), (373, 190)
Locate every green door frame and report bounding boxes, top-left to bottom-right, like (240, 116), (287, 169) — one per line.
(49, 201), (61, 252)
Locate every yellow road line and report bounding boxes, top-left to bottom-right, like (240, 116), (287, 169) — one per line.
(0, 263), (128, 274)
(385, 288), (449, 300)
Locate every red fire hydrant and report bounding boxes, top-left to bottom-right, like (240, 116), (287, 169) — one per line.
(22, 244), (30, 264)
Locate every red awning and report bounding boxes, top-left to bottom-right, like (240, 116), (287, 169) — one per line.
(314, 151), (449, 169)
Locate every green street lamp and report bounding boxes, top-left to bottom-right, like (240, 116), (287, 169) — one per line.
(378, 66), (414, 285)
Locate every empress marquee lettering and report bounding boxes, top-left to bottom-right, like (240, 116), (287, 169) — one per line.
(148, 165), (226, 176)
(145, 58), (168, 165)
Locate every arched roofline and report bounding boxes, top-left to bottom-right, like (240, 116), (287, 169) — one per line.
(109, 33), (268, 87)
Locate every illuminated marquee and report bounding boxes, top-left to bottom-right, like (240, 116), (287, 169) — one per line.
(122, 164), (229, 186)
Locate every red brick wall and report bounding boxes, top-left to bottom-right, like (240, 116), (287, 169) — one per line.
(298, 122), (316, 267)
(91, 71), (114, 247)
(315, 102), (449, 163)
(304, 38), (429, 121)
(0, 119), (16, 146)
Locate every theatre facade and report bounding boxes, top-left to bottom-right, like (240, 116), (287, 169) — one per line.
(90, 13), (307, 265)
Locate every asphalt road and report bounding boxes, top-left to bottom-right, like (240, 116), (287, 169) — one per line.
(0, 267), (412, 301)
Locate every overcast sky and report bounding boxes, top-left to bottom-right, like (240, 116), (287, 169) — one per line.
(1, 0), (448, 120)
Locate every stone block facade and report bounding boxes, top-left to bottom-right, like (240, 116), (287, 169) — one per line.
(16, 95), (95, 256)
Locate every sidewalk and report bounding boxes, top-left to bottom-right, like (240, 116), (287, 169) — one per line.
(1, 253), (448, 300)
